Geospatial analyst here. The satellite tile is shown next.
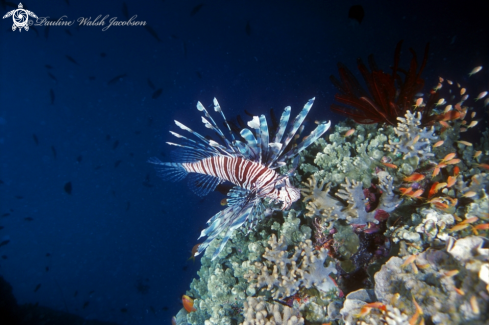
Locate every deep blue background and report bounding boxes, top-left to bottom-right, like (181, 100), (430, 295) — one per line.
(0, 0), (488, 324)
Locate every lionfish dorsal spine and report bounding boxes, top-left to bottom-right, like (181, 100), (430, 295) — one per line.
(259, 115), (270, 164)
(212, 98), (238, 144)
(280, 97), (315, 153)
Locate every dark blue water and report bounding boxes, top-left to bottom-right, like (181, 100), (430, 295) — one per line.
(0, 0), (487, 324)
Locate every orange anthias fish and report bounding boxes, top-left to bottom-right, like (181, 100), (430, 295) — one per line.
(382, 162), (398, 169)
(182, 295), (197, 313)
(188, 243), (202, 262)
(403, 173), (425, 182)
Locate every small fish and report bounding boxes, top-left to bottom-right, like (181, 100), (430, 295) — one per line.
(442, 153), (456, 162)
(475, 91), (487, 101)
(64, 29), (72, 36)
(147, 78), (155, 90)
(65, 55), (80, 65)
(439, 121), (450, 129)
(45, 64), (53, 69)
(77, 155), (83, 163)
(51, 146), (57, 159)
(121, 307), (128, 313)
(467, 121), (478, 128)
(344, 129), (355, 137)
(473, 151), (482, 158)
(401, 255), (417, 267)
(83, 301), (90, 308)
(245, 21), (251, 36)
(444, 104), (452, 113)
(447, 80), (453, 85)
(469, 66), (482, 77)
(182, 295), (196, 312)
(34, 284), (42, 292)
(33, 134), (39, 145)
(450, 223), (469, 232)
(460, 216), (478, 224)
(461, 94), (469, 101)
(433, 140), (444, 147)
(48, 72), (57, 82)
(172, 317), (177, 325)
(74, 290), (78, 297)
(46, 266), (49, 271)
(470, 296), (480, 314)
(403, 173), (425, 182)
(64, 181), (72, 194)
(446, 176), (456, 188)
(457, 140), (472, 146)
(107, 74), (127, 85)
(445, 158), (461, 165)
(411, 189), (424, 198)
(122, 2), (129, 20)
(50, 89), (55, 104)
(152, 88), (163, 99)
(143, 25), (162, 42)
(433, 82), (442, 91)
(100, 52), (106, 58)
(381, 162), (397, 169)
(471, 112), (476, 118)
(434, 182), (447, 193)
(484, 97), (489, 107)
(462, 191), (477, 198)
(196, 71), (202, 79)
(24, 217), (34, 221)
(411, 134), (420, 145)
(114, 160), (122, 168)
(113, 140), (119, 150)
(474, 223), (489, 230)
(0, 239), (10, 247)
(413, 97), (423, 108)
(220, 198), (227, 206)
(188, 243), (201, 261)
(460, 127), (467, 132)
(476, 163), (489, 171)
(125, 201), (130, 211)
(436, 98), (446, 106)
(190, 3), (204, 16)
(460, 88), (466, 95)
(438, 77), (444, 83)
(454, 287), (465, 295)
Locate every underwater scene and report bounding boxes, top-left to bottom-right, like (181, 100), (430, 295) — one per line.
(1, 1), (488, 324)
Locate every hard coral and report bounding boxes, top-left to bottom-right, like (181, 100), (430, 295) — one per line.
(330, 40), (440, 126)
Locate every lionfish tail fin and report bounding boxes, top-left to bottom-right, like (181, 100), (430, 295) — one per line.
(148, 158), (188, 182)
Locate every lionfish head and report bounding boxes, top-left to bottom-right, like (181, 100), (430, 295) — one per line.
(271, 177), (301, 210)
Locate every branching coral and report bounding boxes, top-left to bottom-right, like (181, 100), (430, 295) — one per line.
(244, 234), (337, 300)
(302, 171), (402, 225)
(240, 296), (304, 325)
(384, 110), (438, 161)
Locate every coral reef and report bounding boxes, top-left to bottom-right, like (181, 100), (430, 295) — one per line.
(240, 297), (304, 325)
(302, 171), (402, 225)
(172, 46), (489, 325)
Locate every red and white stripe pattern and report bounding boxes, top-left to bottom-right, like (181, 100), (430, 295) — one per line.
(182, 156), (278, 191)
(182, 156), (300, 209)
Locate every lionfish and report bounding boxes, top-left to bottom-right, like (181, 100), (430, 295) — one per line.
(150, 98), (330, 259)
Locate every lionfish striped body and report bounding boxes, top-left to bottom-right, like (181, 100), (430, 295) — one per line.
(150, 98), (330, 259)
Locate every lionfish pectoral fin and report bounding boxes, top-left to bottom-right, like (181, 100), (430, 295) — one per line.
(286, 155), (301, 176)
(197, 187), (257, 259)
(148, 158), (188, 182)
(187, 173), (221, 197)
